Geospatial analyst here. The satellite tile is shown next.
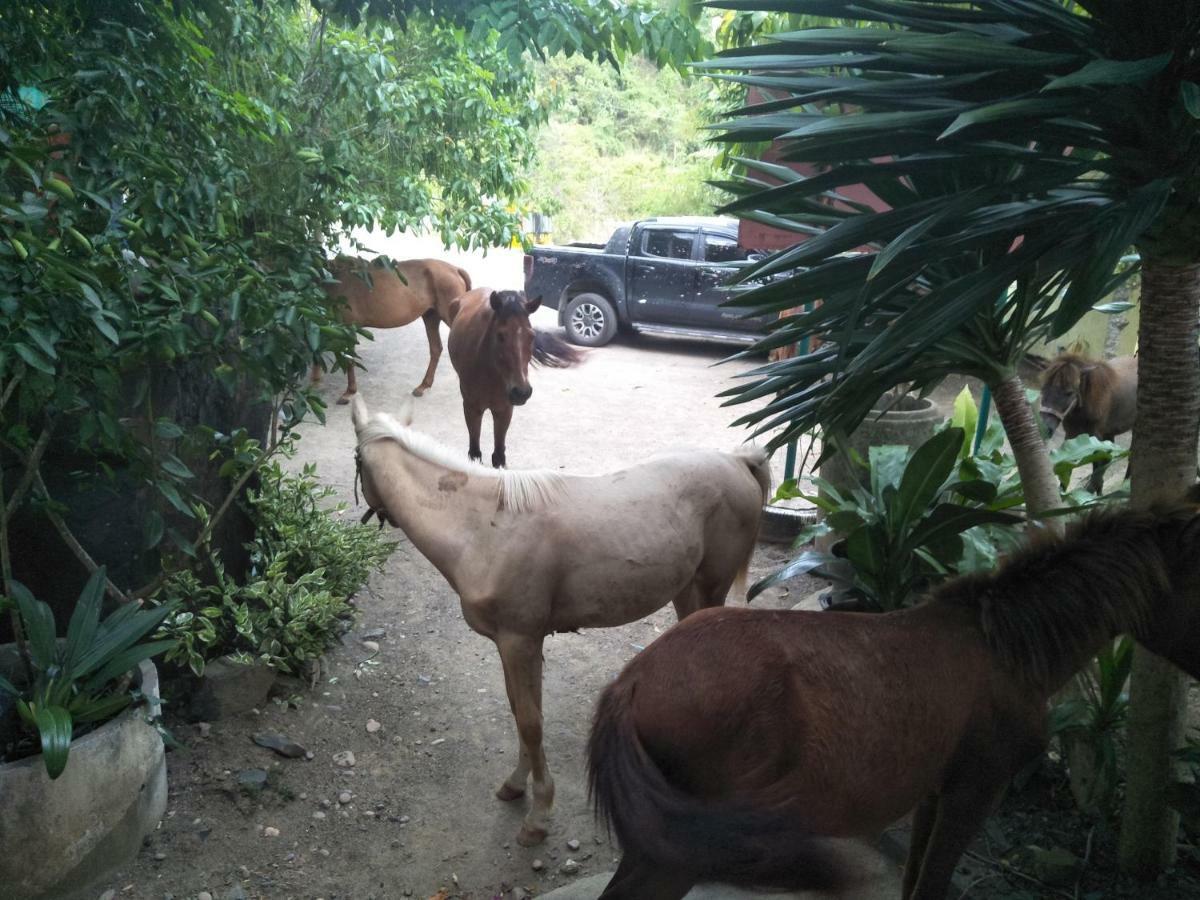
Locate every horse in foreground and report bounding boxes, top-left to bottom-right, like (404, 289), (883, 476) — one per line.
(1037, 352), (1137, 493)
(588, 500), (1200, 899)
(313, 256), (471, 403)
(447, 287), (581, 467)
(351, 394), (771, 845)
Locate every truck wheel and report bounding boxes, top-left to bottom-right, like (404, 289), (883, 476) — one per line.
(564, 293), (617, 347)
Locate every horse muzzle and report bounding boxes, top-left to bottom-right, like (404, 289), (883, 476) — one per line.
(1039, 409), (1061, 437)
(509, 385), (532, 405)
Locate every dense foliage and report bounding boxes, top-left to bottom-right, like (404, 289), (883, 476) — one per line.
(155, 461), (393, 675)
(530, 55), (723, 241)
(0, 0), (703, 610)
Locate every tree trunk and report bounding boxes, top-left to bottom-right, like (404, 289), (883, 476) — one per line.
(989, 373), (1062, 528)
(1118, 261), (1200, 878)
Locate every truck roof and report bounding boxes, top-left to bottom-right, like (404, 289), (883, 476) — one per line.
(633, 216), (740, 230)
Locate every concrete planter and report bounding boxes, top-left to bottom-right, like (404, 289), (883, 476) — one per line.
(0, 651), (168, 900)
(819, 393), (942, 495)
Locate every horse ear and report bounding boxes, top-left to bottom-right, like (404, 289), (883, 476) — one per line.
(525, 294), (542, 314)
(489, 291), (503, 312)
(351, 395), (369, 432)
(396, 396), (415, 427)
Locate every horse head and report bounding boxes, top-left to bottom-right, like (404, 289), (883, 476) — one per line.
(350, 394), (412, 526)
(1038, 354), (1093, 436)
(488, 290), (542, 406)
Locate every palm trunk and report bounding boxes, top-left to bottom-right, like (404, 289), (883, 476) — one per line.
(989, 373), (1062, 528)
(1118, 260), (1200, 878)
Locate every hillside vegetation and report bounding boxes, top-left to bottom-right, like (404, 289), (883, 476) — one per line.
(529, 55), (724, 243)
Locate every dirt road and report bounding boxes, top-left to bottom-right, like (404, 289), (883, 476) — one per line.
(109, 239), (815, 900)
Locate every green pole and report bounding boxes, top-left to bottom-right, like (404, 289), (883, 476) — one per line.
(973, 384), (992, 455)
(782, 317), (812, 482)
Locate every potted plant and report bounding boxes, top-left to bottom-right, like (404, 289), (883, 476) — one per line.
(0, 568), (175, 900)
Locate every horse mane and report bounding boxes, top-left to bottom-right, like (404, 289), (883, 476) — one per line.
(932, 503), (1200, 685)
(356, 412), (565, 514)
(1040, 353), (1117, 420)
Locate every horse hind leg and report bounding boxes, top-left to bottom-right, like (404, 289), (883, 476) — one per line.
(413, 309), (442, 397)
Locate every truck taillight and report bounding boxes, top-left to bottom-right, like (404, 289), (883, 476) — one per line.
(523, 254), (533, 280)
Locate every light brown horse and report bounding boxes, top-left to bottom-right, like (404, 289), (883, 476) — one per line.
(1038, 352), (1137, 493)
(447, 287), (581, 468)
(588, 499), (1200, 899)
(313, 256), (471, 403)
(351, 393), (771, 846)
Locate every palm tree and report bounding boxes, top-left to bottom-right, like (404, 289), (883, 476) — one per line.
(707, 0), (1200, 875)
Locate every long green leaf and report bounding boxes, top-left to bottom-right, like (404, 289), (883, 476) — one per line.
(73, 604), (174, 680)
(33, 705), (73, 779)
(0, 672), (19, 696)
(1042, 54), (1172, 92)
(82, 639), (176, 694)
(893, 428), (963, 531)
(11, 581), (58, 669)
(748, 550), (839, 601)
(902, 504), (1024, 555)
(64, 568), (106, 674)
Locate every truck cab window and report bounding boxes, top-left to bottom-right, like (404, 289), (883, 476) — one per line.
(641, 229), (695, 260)
(702, 234), (748, 264)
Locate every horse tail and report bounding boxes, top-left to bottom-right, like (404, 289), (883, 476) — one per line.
(732, 446), (771, 602)
(456, 267), (472, 292)
(532, 329), (584, 368)
(588, 675), (843, 891)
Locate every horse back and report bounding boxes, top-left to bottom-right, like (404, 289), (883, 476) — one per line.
(324, 257), (470, 329)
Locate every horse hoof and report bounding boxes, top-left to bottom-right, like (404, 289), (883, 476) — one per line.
(412, 385), (428, 397)
(337, 395), (352, 406)
(495, 783), (525, 802)
(517, 824), (547, 847)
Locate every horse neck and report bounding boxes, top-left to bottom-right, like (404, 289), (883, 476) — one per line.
(362, 440), (499, 587)
(938, 514), (1177, 694)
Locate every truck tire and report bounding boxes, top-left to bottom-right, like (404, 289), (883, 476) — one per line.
(563, 293), (618, 347)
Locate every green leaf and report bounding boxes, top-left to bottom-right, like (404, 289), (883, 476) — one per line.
(33, 705), (73, 779)
(748, 550), (837, 601)
(940, 97), (1079, 140)
(73, 604), (174, 680)
(893, 428), (963, 531)
(143, 512), (165, 550)
(12, 342), (55, 375)
(82, 639), (175, 694)
(63, 568), (106, 673)
(1182, 82), (1200, 119)
(950, 388), (978, 459)
(0, 672), (19, 696)
(11, 580), (58, 668)
(1043, 54), (1172, 92)
(903, 505), (1024, 556)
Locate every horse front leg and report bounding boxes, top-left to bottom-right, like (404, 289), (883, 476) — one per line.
(495, 632), (554, 846)
(413, 309), (442, 397)
(463, 402), (484, 463)
(1085, 457), (1111, 494)
(901, 793), (938, 900)
(491, 403), (513, 469)
(338, 362), (358, 406)
(907, 782), (1005, 900)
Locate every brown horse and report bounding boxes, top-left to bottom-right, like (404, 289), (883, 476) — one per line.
(1038, 352), (1137, 493)
(447, 287), (581, 468)
(351, 393), (771, 846)
(313, 256), (471, 403)
(588, 499), (1200, 899)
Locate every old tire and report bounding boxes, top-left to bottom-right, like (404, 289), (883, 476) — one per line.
(563, 293), (617, 347)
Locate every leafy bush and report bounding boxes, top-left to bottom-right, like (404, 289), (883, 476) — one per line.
(0, 569), (174, 778)
(154, 463), (393, 676)
(758, 389), (1131, 611)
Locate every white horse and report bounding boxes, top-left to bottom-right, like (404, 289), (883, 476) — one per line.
(351, 394), (770, 846)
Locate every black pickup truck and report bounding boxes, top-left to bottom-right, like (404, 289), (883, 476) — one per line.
(522, 216), (771, 347)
